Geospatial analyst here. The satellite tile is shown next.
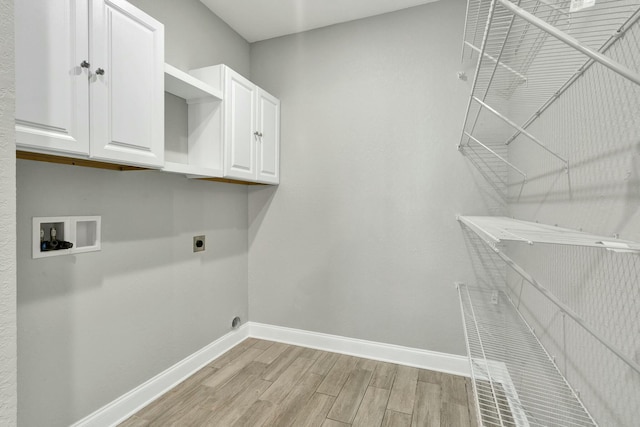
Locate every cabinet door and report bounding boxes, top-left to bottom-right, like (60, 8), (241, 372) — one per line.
(224, 68), (256, 181)
(255, 89), (280, 184)
(89, 0), (164, 168)
(15, 0), (90, 156)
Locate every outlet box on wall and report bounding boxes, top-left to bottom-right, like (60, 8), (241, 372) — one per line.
(193, 235), (205, 252)
(32, 216), (101, 259)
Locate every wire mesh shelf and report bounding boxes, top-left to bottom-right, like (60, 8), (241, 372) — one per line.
(457, 215), (640, 252)
(459, 0), (640, 187)
(458, 215), (640, 381)
(458, 284), (598, 426)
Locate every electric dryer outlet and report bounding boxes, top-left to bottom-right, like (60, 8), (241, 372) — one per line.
(193, 235), (205, 252)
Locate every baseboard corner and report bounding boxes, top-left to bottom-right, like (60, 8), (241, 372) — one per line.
(71, 324), (250, 427)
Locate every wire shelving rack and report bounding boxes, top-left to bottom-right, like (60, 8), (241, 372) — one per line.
(457, 215), (640, 426)
(459, 0), (640, 189)
(457, 0), (640, 424)
(458, 284), (597, 427)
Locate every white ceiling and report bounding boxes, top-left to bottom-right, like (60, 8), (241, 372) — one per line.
(200, 0), (440, 43)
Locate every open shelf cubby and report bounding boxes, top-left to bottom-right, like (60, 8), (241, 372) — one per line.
(163, 63), (224, 178)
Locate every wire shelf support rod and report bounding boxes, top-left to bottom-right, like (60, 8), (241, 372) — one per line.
(472, 96), (569, 168)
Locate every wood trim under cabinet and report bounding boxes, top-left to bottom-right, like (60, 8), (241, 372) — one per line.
(17, 150), (147, 171)
(197, 177), (267, 186)
(18, 151), (269, 185)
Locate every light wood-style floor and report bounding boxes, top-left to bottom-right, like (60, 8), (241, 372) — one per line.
(119, 338), (477, 427)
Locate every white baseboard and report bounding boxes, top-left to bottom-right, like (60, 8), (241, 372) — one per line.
(249, 322), (470, 378)
(72, 322), (469, 426)
(71, 324), (250, 427)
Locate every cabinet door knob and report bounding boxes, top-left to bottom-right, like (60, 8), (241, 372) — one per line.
(254, 131), (263, 138)
(80, 60), (90, 68)
(95, 68), (105, 76)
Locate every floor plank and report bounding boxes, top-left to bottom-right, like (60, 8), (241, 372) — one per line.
(382, 410), (412, 427)
(326, 368), (374, 423)
(299, 347), (322, 360)
(418, 368), (444, 384)
(135, 367), (217, 422)
(356, 357), (378, 371)
(291, 393), (336, 427)
(146, 386), (211, 426)
(442, 373), (469, 406)
(263, 372), (324, 427)
(387, 365), (419, 414)
(321, 419), (350, 427)
(411, 381), (441, 427)
(261, 345), (305, 381)
(316, 354), (359, 396)
(251, 339), (275, 350)
(207, 376), (272, 425)
(231, 399), (275, 426)
(202, 347), (265, 389)
(370, 362), (397, 390)
(327, 369), (373, 424)
(132, 388), (180, 422)
(441, 402), (471, 427)
(260, 356), (316, 404)
(210, 338), (259, 368)
(170, 366), (218, 396)
(200, 362), (268, 407)
(309, 351), (340, 376)
(254, 341), (289, 364)
(167, 403), (212, 426)
(352, 386), (390, 427)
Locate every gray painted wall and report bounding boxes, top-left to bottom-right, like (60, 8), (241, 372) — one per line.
(247, 0), (495, 355)
(0, 0), (17, 425)
(16, 1), (250, 426)
(128, 0), (250, 75)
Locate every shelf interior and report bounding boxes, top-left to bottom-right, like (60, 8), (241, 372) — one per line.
(162, 64), (223, 178)
(164, 63), (223, 101)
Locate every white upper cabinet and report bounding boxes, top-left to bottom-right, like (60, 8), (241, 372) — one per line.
(190, 65), (280, 184)
(15, 0), (165, 168)
(15, 0), (90, 156)
(224, 68), (257, 181)
(89, 0), (164, 167)
(255, 88), (280, 184)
